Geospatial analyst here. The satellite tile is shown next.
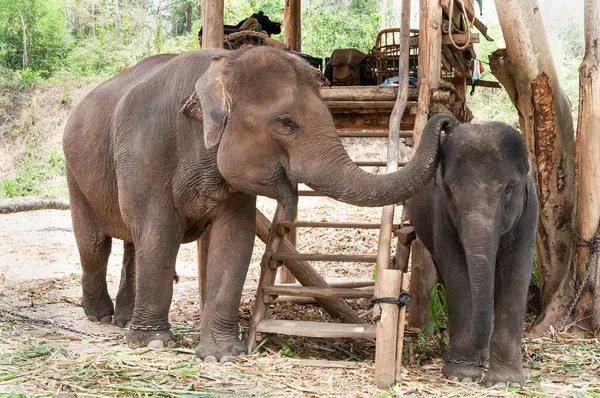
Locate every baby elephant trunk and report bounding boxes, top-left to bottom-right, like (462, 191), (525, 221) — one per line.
(461, 214), (499, 351)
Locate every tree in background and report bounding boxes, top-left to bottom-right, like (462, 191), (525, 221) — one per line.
(302, 0), (380, 59)
(0, 0), (71, 73)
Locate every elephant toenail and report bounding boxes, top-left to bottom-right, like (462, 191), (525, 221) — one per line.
(219, 356), (232, 363)
(87, 315), (99, 322)
(461, 377), (473, 383)
(167, 340), (177, 348)
(449, 376), (459, 381)
(100, 315), (113, 324)
(148, 340), (165, 349)
(204, 355), (217, 363)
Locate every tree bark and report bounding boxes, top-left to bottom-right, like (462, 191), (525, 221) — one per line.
(0, 199), (70, 214)
(490, 0), (576, 319)
(91, 0), (96, 38)
(536, 0), (600, 334)
(201, 0), (224, 49)
(114, 0), (121, 38)
(284, 0), (301, 52)
(20, 13), (28, 69)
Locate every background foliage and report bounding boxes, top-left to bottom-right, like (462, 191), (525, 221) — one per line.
(0, 0), (585, 200)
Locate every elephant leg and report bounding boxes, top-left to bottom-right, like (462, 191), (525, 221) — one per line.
(486, 241), (533, 386)
(68, 170), (114, 323)
(195, 196), (256, 362)
(126, 218), (183, 348)
(115, 241), (136, 328)
(436, 243), (485, 382)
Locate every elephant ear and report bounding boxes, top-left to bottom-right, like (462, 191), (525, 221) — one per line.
(181, 53), (232, 150)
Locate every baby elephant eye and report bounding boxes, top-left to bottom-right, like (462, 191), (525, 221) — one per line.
(268, 114), (301, 135)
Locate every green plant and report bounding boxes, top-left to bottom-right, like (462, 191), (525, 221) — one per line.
(420, 283), (448, 337)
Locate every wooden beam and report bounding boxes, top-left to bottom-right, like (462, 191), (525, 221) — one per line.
(197, 225), (210, 312)
(284, 0), (301, 51)
(408, 238), (439, 330)
(394, 275), (410, 379)
(272, 253), (380, 263)
(201, 0), (224, 49)
(256, 320), (376, 338)
(441, 33), (480, 46)
(263, 285), (374, 299)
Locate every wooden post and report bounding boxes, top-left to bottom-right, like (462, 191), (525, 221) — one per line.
(404, 0), (443, 330)
(201, 0), (224, 49)
(197, 225), (210, 312)
(375, 269), (403, 389)
(408, 238), (438, 330)
(395, 275), (410, 380)
(197, 0), (224, 315)
(279, 228), (297, 284)
(284, 0), (301, 51)
(374, 0), (412, 317)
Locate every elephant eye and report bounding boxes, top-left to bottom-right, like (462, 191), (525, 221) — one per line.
(268, 114), (301, 135)
(504, 182), (515, 194)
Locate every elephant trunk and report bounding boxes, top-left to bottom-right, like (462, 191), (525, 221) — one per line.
(461, 214), (499, 351)
(292, 114), (457, 206)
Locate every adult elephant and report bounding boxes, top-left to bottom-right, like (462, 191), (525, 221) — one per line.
(406, 120), (538, 386)
(63, 46), (454, 361)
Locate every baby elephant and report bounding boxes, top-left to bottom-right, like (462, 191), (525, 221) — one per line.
(406, 118), (538, 386)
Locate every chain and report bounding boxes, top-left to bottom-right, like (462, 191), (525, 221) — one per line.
(128, 323), (171, 331)
(0, 308), (121, 339)
(555, 223), (600, 334)
(445, 356), (485, 368)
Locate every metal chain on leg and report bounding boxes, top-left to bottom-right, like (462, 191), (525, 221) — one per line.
(555, 223), (600, 336)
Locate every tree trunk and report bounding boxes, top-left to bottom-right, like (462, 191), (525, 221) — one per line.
(114, 0), (121, 38)
(490, 0), (576, 321)
(20, 13), (28, 69)
(91, 0), (96, 38)
(185, 0), (193, 33)
(535, 0), (600, 334)
(380, 0), (388, 29)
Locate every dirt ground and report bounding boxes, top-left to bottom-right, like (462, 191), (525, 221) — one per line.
(1, 199), (599, 397)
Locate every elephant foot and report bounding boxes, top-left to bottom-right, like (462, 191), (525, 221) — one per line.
(127, 328), (176, 349)
(195, 331), (246, 363)
(82, 294), (114, 324)
(87, 314), (113, 323)
(484, 365), (525, 387)
(114, 302), (134, 328)
(443, 361), (483, 382)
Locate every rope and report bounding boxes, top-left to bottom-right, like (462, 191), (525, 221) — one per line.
(447, 0), (476, 51)
(372, 290), (411, 308)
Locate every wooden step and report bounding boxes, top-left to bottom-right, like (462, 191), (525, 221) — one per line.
(264, 285), (374, 299)
(256, 320), (376, 339)
(271, 253), (379, 262)
(297, 189), (405, 204)
(278, 221), (402, 229)
(337, 130), (413, 138)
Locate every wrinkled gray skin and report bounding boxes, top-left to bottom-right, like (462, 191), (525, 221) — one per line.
(406, 121), (538, 386)
(63, 46), (455, 360)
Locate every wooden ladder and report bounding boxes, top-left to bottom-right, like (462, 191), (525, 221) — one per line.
(247, 127), (417, 386)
